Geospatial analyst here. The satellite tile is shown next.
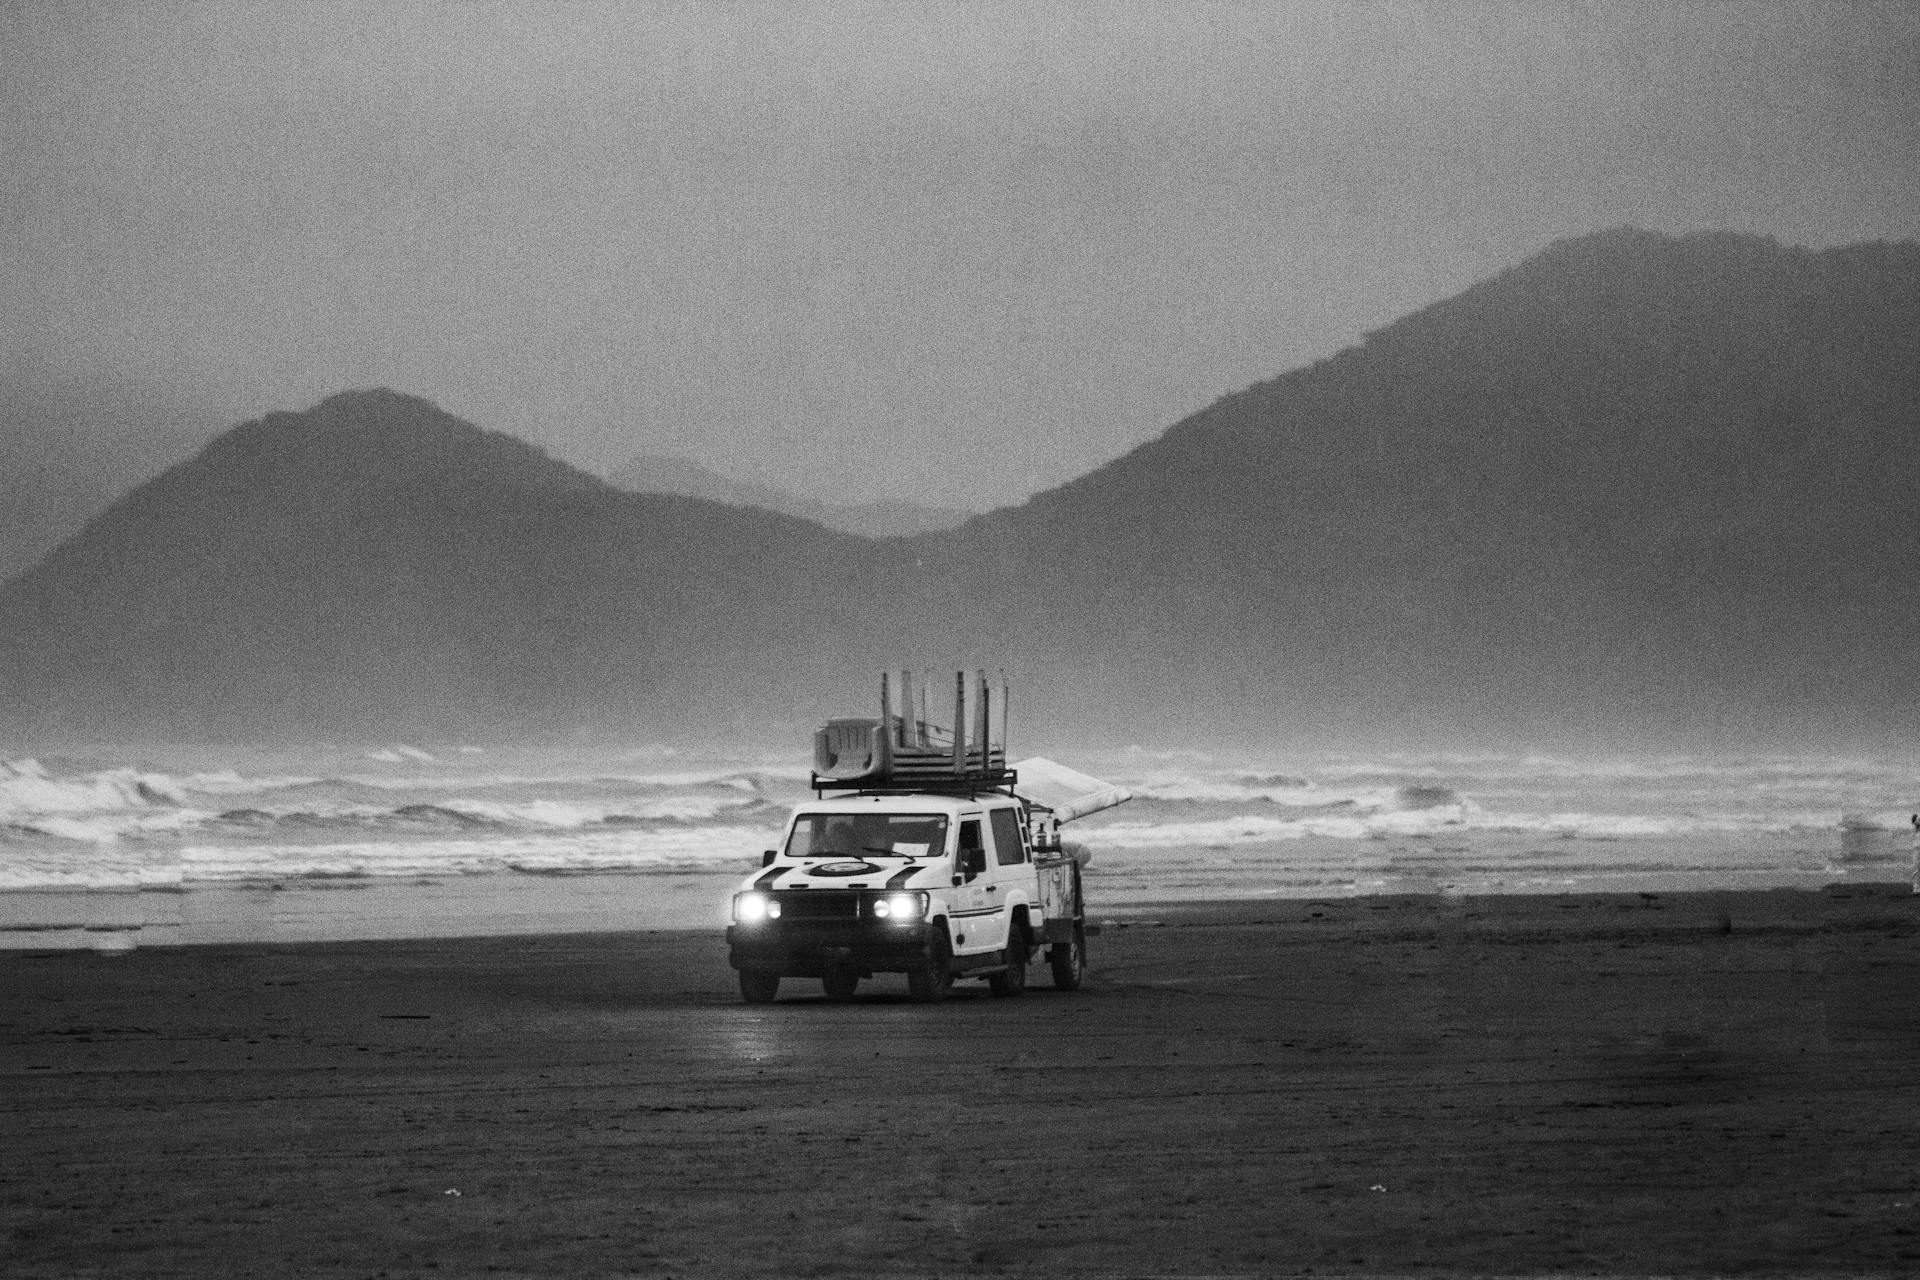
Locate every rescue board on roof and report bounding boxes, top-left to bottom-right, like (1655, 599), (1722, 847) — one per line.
(1010, 756), (1132, 824)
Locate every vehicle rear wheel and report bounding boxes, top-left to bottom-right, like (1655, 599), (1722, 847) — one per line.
(907, 925), (953, 1002)
(821, 967), (859, 1002)
(988, 924), (1028, 997)
(1049, 924), (1086, 991)
(739, 969), (780, 1004)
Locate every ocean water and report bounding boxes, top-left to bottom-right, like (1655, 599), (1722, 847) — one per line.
(3, 743), (1914, 947)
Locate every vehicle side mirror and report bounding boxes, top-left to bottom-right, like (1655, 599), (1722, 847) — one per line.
(761, 849), (776, 867)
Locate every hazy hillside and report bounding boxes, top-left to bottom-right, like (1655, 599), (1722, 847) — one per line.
(0, 378), (222, 580)
(915, 230), (1920, 745)
(607, 453), (974, 538)
(0, 390), (868, 739)
(0, 431), (109, 586)
(4, 231), (1916, 749)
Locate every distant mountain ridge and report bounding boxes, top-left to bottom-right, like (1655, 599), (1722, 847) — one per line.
(928, 229), (1920, 743)
(606, 453), (974, 538)
(3, 230), (1916, 749)
(0, 390), (864, 739)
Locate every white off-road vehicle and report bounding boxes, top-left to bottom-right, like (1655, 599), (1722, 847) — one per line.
(725, 672), (1128, 1003)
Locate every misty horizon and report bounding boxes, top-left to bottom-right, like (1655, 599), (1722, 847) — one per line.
(7, 4), (1917, 511)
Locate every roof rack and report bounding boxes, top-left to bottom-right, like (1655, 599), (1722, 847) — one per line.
(809, 773), (1020, 800)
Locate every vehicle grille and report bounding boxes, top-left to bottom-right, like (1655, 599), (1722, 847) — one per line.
(774, 890), (862, 919)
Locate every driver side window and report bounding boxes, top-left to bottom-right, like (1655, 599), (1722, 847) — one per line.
(958, 819), (986, 879)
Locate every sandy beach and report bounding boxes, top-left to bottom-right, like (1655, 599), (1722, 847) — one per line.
(5, 885), (1919, 1278)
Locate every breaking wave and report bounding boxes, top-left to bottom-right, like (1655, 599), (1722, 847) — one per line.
(2, 747), (1913, 895)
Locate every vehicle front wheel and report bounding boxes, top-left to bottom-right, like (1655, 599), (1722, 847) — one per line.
(1049, 924), (1086, 991)
(908, 925), (954, 1002)
(739, 969), (780, 1004)
(988, 924), (1028, 997)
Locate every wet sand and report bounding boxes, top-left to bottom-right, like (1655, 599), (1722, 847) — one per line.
(5, 886), (1920, 1278)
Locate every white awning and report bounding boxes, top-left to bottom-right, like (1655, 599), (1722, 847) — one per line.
(1011, 756), (1131, 824)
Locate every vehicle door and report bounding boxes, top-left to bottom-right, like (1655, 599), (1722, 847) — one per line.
(948, 814), (999, 956)
(983, 804), (1031, 948)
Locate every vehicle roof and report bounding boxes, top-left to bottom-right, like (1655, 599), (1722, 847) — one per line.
(791, 792), (1018, 816)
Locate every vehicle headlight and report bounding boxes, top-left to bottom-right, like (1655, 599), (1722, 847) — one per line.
(735, 892), (779, 923)
(885, 893), (925, 920)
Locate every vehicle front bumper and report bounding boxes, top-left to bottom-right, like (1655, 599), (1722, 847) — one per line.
(727, 917), (933, 977)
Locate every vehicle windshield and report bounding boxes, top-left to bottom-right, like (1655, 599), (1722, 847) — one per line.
(784, 813), (950, 860)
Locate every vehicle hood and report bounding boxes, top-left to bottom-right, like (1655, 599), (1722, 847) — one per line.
(735, 860), (950, 893)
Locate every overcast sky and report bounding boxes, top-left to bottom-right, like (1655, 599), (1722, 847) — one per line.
(6, 1), (1917, 508)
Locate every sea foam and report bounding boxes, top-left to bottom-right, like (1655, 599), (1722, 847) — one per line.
(0, 747), (1911, 897)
